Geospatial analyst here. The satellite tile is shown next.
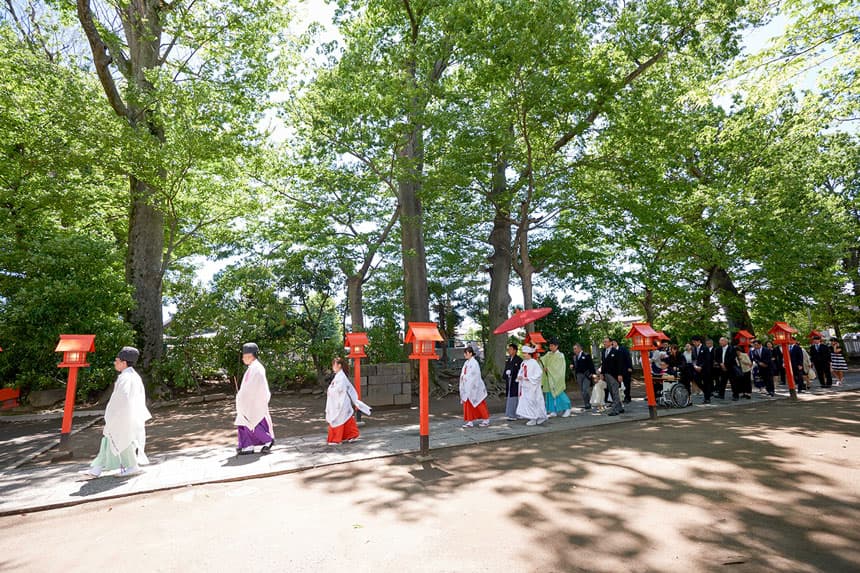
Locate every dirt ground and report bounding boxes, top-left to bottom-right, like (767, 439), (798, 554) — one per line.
(1, 390), (857, 573)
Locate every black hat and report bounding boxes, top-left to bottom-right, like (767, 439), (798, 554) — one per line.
(116, 346), (139, 366)
(242, 342), (259, 356)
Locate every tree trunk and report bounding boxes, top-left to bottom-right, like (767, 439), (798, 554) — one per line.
(398, 167), (430, 324)
(486, 157), (512, 379)
(514, 204), (537, 326)
(78, 0), (166, 385)
(126, 178), (165, 378)
(640, 287), (655, 325)
(707, 266), (753, 333)
(346, 274), (364, 331)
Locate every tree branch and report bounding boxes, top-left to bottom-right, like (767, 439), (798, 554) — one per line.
(76, 0), (129, 118)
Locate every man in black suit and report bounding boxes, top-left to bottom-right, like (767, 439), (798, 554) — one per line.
(808, 335), (832, 388)
(572, 343), (596, 410)
(714, 336), (740, 400)
(789, 340), (806, 392)
(502, 343), (524, 420)
(599, 338), (625, 416)
(751, 339), (775, 397)
(692, 336), (713, 404)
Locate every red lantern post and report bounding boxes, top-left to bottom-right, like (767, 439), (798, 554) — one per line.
(734, 329), (754, 354)
(768, 322), (798, 401)
(55, 335), (96, 451)
(405, 322), (443, 458)
(625, 322), (660, 420)
(345, 332), (369, 424)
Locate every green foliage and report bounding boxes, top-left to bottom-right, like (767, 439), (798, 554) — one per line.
(366, 318), (407, 364)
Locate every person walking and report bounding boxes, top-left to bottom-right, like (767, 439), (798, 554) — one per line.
(617, 341), (634, 404)
(770, 341), (786, 386)
(572, 343), (596, 411)
(502, 343), (523, 420)
(830, 342), (847, 385)
(234, 342), (274, 455)
(789, 339), (806, 392)
(516, 345), (548, 426)
(692, 336), (713, 404)
(81, 346), (151, 478)
(599, 338), (625, 416)
(326, 357), (369, 444)
(809, 335), (833, 388)
(542, 338), (572, 418)
(714, 337), (739, 400)
(460, 346), (490, 428)
(752, 339), (775, 397)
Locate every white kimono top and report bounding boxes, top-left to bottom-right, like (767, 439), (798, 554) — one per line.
(234, 358), (273, 436)
(516, 357), (547, 420)
(326, 370), (359, 428)
(104, 366), (152, 463)
(459, 357), (488, 406)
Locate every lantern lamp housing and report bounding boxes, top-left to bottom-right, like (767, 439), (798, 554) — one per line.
(405, 322), (443, 360)
(55, 335), (95, 368)
(625, 322), (660, 351)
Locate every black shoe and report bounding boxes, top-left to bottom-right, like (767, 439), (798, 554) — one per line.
(742, 394), (751, 399)
(608, 411), (619, 416)
(261, 441), (274, 454)
(732, 396), (739, 401)
(703, 399), (711, 404)
(237, 448), (255, 456)
(767, 393), (775, 397)
(623, 398), (631, 404)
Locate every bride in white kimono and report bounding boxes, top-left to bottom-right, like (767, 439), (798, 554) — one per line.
(516, 345), (548, 426)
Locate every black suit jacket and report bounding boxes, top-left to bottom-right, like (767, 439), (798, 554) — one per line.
(715, 344), (738, 374)
(503, 354), (523, 397)
(600, 347), (623, 377)
(695, 345), (713, 375)
(573, 352), (596, 376)
(809, 343), (831, 365)
(754, 346), (773, 372)
(789, 344), (804, 374)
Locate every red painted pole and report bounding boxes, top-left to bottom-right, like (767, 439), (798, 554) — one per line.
(353, 358), (363, 423)
(640, 351), (658, 420)
(782, 343), (798, 401)
(60, 366), (79, 449)
(419, 358), (430, 456)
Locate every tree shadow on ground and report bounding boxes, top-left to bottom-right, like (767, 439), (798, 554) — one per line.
(294, 392), (860, 572)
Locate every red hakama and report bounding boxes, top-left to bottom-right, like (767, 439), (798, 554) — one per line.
(463, 400), (490, 421)
(327, 417), (360, 444)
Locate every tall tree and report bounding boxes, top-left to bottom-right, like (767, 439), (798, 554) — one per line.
(72, 0), (289, 382)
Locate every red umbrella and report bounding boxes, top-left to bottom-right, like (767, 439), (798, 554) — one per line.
(493, 307), (552, 334)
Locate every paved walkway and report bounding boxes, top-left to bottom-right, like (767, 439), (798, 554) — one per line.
(1, 376), (856, 515)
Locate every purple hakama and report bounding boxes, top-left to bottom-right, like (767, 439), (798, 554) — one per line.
(237, 418), (273, 448)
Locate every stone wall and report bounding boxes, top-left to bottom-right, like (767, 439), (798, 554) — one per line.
(358, 363), (412, 407)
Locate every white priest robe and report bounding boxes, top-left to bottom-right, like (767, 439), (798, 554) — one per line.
(234, 358), (274, 437)
(104, 366), (152, 464)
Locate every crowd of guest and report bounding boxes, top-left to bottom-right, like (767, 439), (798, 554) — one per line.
(644, 333), (848, 404)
